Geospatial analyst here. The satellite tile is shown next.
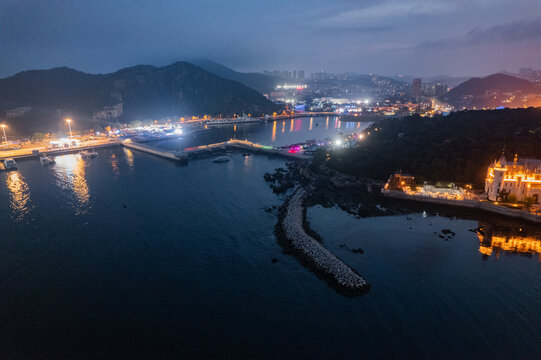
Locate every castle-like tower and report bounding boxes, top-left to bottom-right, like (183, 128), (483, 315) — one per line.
(485, 154), (541, 204)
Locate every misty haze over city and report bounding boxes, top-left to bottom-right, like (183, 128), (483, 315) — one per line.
(1, 0), (541, 77)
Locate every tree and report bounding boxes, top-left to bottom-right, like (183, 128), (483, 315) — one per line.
(522, 196), (535, 210)
(507, 194), (518, 204)
(32, 132), (46, 142)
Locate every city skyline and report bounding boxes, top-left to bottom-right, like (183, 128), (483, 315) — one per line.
(1, 0), (541, 78)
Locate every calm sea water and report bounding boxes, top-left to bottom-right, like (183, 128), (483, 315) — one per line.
(0, 118), (540, 359)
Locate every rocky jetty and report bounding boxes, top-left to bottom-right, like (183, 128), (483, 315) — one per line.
(276, 188), (370, 296)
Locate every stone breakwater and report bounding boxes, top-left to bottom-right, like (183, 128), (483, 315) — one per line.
(276, 188), (370, 296)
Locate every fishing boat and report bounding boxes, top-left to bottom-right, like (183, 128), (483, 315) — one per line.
(79, 149), (98, 158)
(40, 155), (55, 165)
(3, 158), (18, 170)
(213, 155), (230, 163)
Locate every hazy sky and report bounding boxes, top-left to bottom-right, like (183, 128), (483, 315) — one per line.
(1, 0), (541, 78)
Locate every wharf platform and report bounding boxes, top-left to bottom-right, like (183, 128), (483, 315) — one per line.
(382, 189), (541, 224)
(185, 139), (311, 160)
(122, 141), (188, 162)
(0, 140), (120, 161)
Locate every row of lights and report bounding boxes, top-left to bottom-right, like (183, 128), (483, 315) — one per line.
(0, 118), (74, 143)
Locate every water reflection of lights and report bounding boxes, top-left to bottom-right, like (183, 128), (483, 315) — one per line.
(111, 153), (119, 175)
(124, 148), (134, 169)
(477, 226), (541, 261)
(54, 154), (90, 212)
(290, 119), (294, 132)
(309, 117), (313, 131)
(243, 153), (253, 167)
(326, 117), (329, 129)
(281, 121), (285, 133)
(6, 171), (31, 221)
(271, 121), (277, 142)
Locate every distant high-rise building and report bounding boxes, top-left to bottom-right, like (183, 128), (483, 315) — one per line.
(435, 83), (447, 98)
(411, 78), (422, 101)
(298, 70), (305, 81)
(293, 70), (297, 80)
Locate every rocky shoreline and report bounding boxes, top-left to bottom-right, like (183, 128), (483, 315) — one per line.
(275, 188), (370, 296)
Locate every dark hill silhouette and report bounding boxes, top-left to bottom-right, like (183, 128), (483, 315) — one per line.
(444, 73), (541, 109)
(190, 59), (281, 93)
(0, 62), (279, 134)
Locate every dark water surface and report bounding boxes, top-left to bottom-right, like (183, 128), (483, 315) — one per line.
(1, 119), (540, 359)
(156, 116), (368, 150)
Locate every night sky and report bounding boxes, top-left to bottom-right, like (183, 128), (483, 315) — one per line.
(1, 0), (541, 78)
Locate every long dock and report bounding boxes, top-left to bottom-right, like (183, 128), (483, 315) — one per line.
(184, 139), (311, 160)
(382, 189), (541, 224)
(0, 140), (120, 161)
(122, 141), (188, 162)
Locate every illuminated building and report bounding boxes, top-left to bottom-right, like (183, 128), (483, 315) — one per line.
(411, 78), (422, 101)
(485, 154), (541, 203)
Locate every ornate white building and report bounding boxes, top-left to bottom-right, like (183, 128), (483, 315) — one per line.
(485, 154), (541, 204)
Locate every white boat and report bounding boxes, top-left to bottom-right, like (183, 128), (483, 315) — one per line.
(3, 158), (17, 170)
(40, 155), (55, 165)
(206, 113), (253, 126)
(213, 155), (231, 163)
(79, 149), (98, 158)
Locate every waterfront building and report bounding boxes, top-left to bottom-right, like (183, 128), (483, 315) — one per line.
(384, 172), (466, 200)
(6, 107), (32, 118)
(384, 172), (416, 190)
(485, 154), (541, 203)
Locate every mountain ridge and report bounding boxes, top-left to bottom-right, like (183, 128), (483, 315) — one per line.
(0, 61), (279, 134)
(444, 73), (541, 108)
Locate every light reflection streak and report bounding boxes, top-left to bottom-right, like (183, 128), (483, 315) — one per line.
(326, 117), (329, 129)
(54, 154), (90, 213)
(124, 148), (134, 169)
(111, 153), (119, 175)
(290, 119), (294, 132)
(477, 225), (541, 261)
(6, 171), (31, 221)
(309, 117), (313, 131)
(282, 121), (285, 133)
(271, 121), (277, 142)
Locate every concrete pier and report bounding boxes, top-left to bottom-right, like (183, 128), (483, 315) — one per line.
(122, 141), (188, 162)
(0, 140), (120, 161)
(382, 189), (541, 224)
(185, 139), (311, 160)
(277, 188), (370, 296)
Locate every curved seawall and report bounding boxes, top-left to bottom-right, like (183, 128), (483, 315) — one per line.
(276, 188), (370, 296)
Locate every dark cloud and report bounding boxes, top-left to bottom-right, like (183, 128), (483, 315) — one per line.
(1, 0), (541, 77)
(418, 17), (541, 49)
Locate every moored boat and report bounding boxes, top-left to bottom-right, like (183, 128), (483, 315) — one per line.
(40, 155), (55, 165)
(3, 158), (18, 170)
(213, 155), (231, 163)
(79, 149), (98, 158)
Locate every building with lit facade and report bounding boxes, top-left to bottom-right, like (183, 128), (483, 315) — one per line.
(485, 154), (541, 204)
(411, 78), (422, 101)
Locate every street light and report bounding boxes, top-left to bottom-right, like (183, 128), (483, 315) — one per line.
(66, 118), (73, 138)
(0, 124), (7, 143)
